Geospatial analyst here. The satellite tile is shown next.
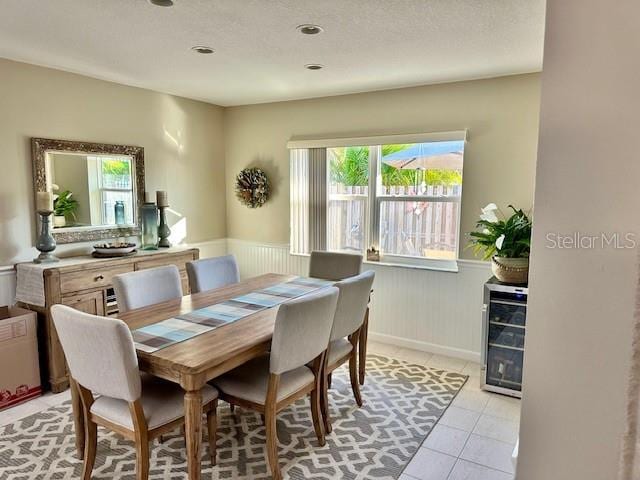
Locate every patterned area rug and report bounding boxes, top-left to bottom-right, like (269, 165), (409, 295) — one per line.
(0, 355), (466, 479)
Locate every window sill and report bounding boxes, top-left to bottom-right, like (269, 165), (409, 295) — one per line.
(363, 259), (459, 273)
(290, 251), (461, 273)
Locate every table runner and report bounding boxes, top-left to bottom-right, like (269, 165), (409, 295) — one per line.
(133, 276), (333, 353)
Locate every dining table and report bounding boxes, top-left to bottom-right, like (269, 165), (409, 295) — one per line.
(67, 272), (370, 480)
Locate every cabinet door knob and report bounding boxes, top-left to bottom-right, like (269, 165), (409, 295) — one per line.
(95, 274), (104, 281)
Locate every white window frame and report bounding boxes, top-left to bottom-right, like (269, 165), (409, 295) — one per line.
(328, 145), (462, 271)
(291, 131), (466, 271)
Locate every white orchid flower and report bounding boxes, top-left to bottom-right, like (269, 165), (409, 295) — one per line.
(495, 234), (505, 250)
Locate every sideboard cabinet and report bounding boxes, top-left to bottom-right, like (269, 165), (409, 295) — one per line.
(17, 248), (199, 393)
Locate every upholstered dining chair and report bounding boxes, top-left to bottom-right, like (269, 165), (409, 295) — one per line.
(308, 250), (362, 281)
(186, 254), (240, 293)
(51, 305), (218, 480)
(321, 270), (375, 433)
(309, 250), (371, 387)
(113, 265), (183, 313)
(213, 287), (339, 480)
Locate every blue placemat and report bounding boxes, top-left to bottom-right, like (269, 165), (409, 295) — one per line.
(133, 276), (332, 353)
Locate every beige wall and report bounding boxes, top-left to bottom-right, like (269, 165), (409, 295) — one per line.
(517, 1), (638, 479)
(223, 73), (541, 259)
(0, 58), (226, 265)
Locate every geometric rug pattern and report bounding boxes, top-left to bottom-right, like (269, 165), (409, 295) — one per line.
(0, 354), (467, 479)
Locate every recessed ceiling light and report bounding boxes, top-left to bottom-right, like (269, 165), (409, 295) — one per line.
(191, 46), (215, 54)
(305, 64), (324, 70)
(149, 0), (174, 6)
(297, 24), (324, 35)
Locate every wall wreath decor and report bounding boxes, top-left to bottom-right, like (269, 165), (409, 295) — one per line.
(235, 168), (270, 208)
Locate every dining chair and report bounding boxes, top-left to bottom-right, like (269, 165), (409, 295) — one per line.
(213, 287), (339, 480)
(113, 265), (183, 313)
(321, 270), (375, 433)
(308, 250), (362, 281)
(186, 254), (240, 293)
(309, 250), (372, 388)
(51, 304), (218, 480)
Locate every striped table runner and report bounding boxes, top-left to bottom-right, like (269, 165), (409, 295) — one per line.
(133, 276), (332, 353)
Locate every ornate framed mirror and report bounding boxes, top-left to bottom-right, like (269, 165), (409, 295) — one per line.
(32, 138), (145, 244)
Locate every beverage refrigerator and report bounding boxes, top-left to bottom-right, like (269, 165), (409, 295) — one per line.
(481, 277), (528, 398)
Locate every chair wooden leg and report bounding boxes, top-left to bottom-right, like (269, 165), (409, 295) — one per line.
(359, 307), (369, 386)
(135, 440), (150, 480)
(82, 420), (97, 480)
(229, 403), (235, 413)
(130, 401), (150, 480)
(206, 400), (218, 466)
(310, 387), (325, 446)
(327, 373), (332, 389)
(320, 366), (332, 434)
(349, 350), (363, 407)
(70, 378), (85, 460)
(265, 374), (282, 480)
(265, 411), (281, 480)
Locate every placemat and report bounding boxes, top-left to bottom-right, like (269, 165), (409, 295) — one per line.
(133, 276), (333, 353)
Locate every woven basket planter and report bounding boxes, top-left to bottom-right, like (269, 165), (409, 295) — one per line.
(492, 257), (529, 284)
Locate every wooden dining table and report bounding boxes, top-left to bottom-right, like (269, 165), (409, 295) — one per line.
(68, 272), (370, 480)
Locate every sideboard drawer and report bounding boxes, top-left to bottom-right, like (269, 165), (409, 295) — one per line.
(60, 264), (134, 294)
(136, 252), (195, 272)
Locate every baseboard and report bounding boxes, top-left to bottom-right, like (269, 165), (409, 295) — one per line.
(369, 331), (481, 363)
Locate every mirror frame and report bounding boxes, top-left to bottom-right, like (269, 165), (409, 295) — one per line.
(32, 137), (145, 244)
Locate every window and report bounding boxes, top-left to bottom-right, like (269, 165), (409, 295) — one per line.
(290, 132), (465, 270)
(87, 156), (135, 226)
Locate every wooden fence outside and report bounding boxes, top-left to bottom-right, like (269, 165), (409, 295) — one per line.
(327, 184), (461, 258)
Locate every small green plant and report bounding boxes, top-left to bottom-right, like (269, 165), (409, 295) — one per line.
(54, 190), (79, 221)
(467, 204), (532, 260)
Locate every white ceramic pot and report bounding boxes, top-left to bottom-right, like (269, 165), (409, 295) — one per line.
(53, 215), (66, 228)
(492, 256), (529, 284)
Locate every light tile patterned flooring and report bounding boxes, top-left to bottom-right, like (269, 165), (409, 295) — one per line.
(0, 341), (520, 480)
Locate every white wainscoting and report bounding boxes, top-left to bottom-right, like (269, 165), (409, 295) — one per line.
(226, 238), (491, 362)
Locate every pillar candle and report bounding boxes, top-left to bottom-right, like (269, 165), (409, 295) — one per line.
(36, 191), (53, 212)
(156, 190), (169, 207)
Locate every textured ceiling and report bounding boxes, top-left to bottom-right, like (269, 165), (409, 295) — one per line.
(0, 0), (546, 106)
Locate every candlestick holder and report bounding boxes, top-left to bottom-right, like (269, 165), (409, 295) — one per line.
(158, 205), (171, 248)
(34, 210), (59, 264)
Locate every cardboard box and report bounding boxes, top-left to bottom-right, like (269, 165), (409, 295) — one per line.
(0, 306), (42, 410)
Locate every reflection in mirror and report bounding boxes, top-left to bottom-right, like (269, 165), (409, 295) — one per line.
(47, 153), (136, 229)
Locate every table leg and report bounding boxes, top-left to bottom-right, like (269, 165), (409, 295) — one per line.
(184, 389), (203, 480)
(359, 307), (369, 385)
(69, 378), (85, 459)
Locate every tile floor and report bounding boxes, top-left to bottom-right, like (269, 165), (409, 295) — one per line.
(369, 341), (521, 480)
(0, 341), (520, 480)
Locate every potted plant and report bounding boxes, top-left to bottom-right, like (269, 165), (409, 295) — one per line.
(468, 203), (532, 284)
(53, 190), (78, 228)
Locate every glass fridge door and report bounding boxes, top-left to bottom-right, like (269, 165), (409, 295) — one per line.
(486, 293), (526, 391)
